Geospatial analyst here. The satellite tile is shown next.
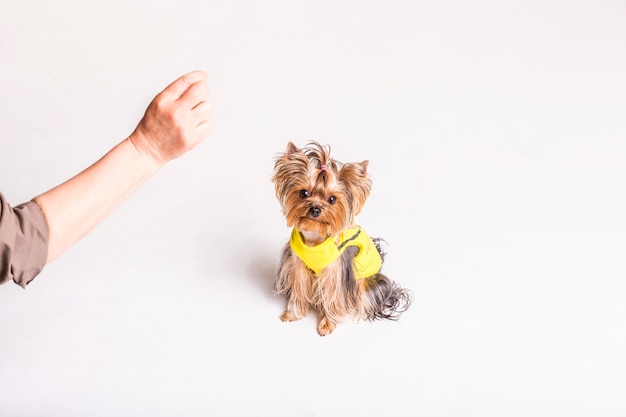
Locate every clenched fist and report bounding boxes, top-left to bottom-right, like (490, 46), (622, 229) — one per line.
(129, 70), (213, 164)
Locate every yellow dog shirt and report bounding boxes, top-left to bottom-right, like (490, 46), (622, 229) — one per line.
(289, 226), (382, 279)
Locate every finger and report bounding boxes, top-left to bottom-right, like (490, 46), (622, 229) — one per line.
(161, 70), (208, 101)
(184, 120), (212, 149)
(192, 99), (213, 114)
(190, 101), (213, 127)
(195, 120), (213, 139)
(178, 80), (209, 108)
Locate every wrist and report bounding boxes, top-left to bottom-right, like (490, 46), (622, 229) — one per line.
(126, 131), (167, 169)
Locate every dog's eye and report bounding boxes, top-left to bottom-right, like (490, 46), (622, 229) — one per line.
(328, 196), (337, 205)
(299, 190), (310, 198)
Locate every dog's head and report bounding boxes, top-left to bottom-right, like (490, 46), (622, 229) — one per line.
(272, 141), (371, 239)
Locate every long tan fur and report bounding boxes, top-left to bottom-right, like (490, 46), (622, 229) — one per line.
(273, 141), (411, 336)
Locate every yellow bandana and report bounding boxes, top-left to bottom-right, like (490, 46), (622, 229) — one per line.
(289, 226), (382, 279)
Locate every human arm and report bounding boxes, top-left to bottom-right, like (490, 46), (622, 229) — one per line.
(32, 70), (212, 263)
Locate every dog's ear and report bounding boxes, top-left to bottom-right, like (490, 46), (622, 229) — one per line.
(354, 160), (369, 175)
(286, 141), (300, 156)
(273, 142), (310, 196)
(339, 160), (372, 215)
(340, 160), (369, 178)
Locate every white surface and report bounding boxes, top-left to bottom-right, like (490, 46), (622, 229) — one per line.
(1, 1), (626, 416)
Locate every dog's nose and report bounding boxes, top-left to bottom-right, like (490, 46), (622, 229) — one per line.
(309, 206), (322, 218)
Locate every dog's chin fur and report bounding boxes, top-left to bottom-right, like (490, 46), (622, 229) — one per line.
(272, 141), (412, 336)
(293, 219), (331, 245)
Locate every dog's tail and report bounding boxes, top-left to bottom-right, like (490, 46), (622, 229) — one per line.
(362, 238), (412, 320)
(363, 273), (412, 320)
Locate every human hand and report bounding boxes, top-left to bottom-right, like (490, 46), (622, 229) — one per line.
(129, 70), (213, 164)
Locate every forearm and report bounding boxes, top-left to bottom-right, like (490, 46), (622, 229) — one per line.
(33, 138), (164, 263)
(30, 70), (211, 266)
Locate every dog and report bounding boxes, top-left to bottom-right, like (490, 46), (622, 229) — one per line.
(272, 141), (411, 335)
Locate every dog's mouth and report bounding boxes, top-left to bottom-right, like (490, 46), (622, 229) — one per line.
(297, 216), (326, 227)
(296, 216), (330, 232)
(300, 214), (325, 222)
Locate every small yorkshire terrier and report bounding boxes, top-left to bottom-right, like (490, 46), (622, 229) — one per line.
(272, 141), (412, 336)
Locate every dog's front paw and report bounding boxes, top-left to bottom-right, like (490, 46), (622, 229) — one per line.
(317, 317), (336, 336)
(280, 310), (303, 322)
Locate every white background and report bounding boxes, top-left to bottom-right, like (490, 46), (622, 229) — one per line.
(1, 1), (626, 416)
